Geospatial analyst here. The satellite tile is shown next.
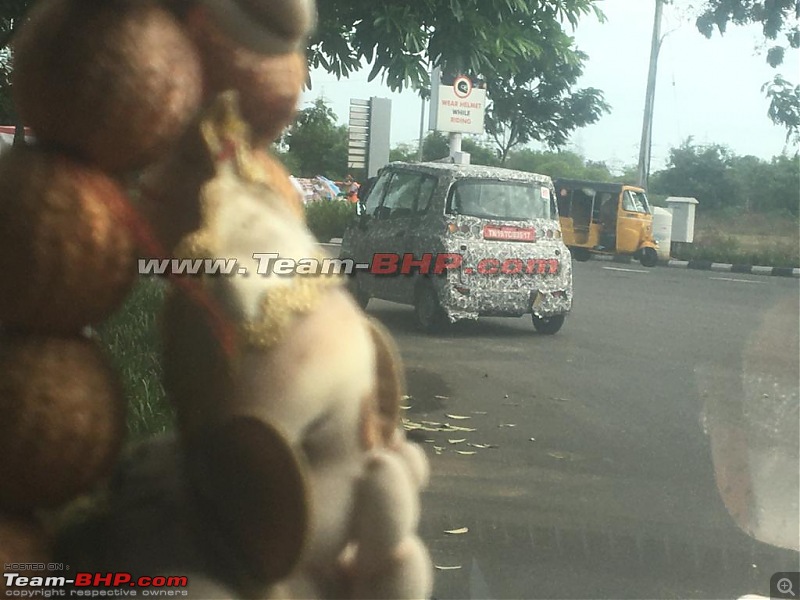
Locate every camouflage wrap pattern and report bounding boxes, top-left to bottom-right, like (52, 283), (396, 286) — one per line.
(343, 162), (574, 323)
(436, 215), (573, 322)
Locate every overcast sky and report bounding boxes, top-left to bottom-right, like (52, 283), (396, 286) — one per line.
(300, 0), (799, 172)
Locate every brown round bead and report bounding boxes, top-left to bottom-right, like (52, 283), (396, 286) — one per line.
(186, 6), (307, 144)
(0, 146), (138, 334)
(12, 0), (203, 172)
(0, 334), (127, 510)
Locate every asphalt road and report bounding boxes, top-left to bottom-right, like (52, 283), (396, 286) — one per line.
(360, 261), (800, 599)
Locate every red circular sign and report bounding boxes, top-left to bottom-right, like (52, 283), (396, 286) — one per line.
(453, 75), (472, 99)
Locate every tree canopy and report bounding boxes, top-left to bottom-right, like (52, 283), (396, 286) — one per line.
(311, 0), (609, 156)
(277, 98), (349, 179)
(483, 20), (609, 162)
(649, 138), (799, 215)
(695, 0), (800, 142)
(2, 0), (608, 153)
(310, 0), (602, 91)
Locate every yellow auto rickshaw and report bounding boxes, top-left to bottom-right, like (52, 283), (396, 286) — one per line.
(554, 179), (659, 267)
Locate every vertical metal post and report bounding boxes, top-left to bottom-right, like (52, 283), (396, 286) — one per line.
(449, 132), (462, 157)
(637, 0), (664, 190)
(417, 96), (426, 162)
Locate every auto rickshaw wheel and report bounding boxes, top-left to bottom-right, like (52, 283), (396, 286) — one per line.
(414, 280), (449, 333)
(639, 247), (658, 268)
(571, 248), (591, 262)
(532, 314), (565, 335)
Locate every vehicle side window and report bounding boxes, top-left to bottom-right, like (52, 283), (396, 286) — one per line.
(622, 190), (646, 213)
(556, 188), (571, 218)
(380, 172), (422, 219)
(365, 171), (392, 217)
(549, 188), (558, 218)
(622, 191), (636, 212)
(415, 176), (437, 214)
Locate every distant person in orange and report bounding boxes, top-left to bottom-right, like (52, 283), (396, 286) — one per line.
(344, 174), (360, 203)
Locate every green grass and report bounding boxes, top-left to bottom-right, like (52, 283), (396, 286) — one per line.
(674, 210), (799, 267)
(98, 278), (172, 439)
(305, 200), (357, 242)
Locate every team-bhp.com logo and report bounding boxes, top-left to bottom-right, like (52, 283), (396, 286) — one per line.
(4, 570), (188, 597)
(137, 253), (560, 277)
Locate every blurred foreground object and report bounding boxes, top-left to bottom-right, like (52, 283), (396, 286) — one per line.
(2, 0), (433, 597)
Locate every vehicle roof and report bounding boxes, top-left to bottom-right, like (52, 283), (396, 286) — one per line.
(553, 178), (644, 193)
(385, 161), (552, 184)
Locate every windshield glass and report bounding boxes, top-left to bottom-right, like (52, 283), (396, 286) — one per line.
(45, 0), (800, 598)
(447, 179), (553, 221)
(622, 190), (651, 214)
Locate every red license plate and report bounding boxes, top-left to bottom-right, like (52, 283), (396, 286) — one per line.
(483, 225), (536, 242)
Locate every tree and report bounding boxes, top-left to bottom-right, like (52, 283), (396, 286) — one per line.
(760, 153), (800, 215)
(461, 137), (501, 167)
(421, 131), (449, 162)
(389, 142), (417, 162)
(279, 98), (349, 179)
(413, 131), (500, 165)
(648, 138), (738, 210)
(649, 138), (799, 215)
(504, 147), (614, 180)
(310, 0), (602, 91)
(695, 0), (800, 143)
(483, 20), (609, 162)
(310, 0), (607, 155)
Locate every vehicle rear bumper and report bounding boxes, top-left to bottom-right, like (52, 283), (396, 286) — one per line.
(439, 282), (573, 323)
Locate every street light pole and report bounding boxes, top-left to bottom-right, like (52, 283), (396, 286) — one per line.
(417, 95), (426, 162)
(637, 0), (665, 190)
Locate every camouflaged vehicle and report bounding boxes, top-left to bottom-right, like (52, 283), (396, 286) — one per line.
(341, 162), (573, 334)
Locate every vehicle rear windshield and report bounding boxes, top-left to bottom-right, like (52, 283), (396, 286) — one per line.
(447, 179), (553, 221)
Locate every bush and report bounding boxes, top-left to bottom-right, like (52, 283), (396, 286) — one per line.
(305, 200), (357, 242)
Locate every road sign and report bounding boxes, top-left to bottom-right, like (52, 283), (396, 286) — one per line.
(348, 97), (391, 177)
(429, 71), (486, 134)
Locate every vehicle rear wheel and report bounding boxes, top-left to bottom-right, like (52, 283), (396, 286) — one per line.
(571, 248), (591, 262)
(532, 314), (565, 335)
(347, 276), (370, 309)
(414, 281), (448, 332)
(639, 247), (658, 267)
